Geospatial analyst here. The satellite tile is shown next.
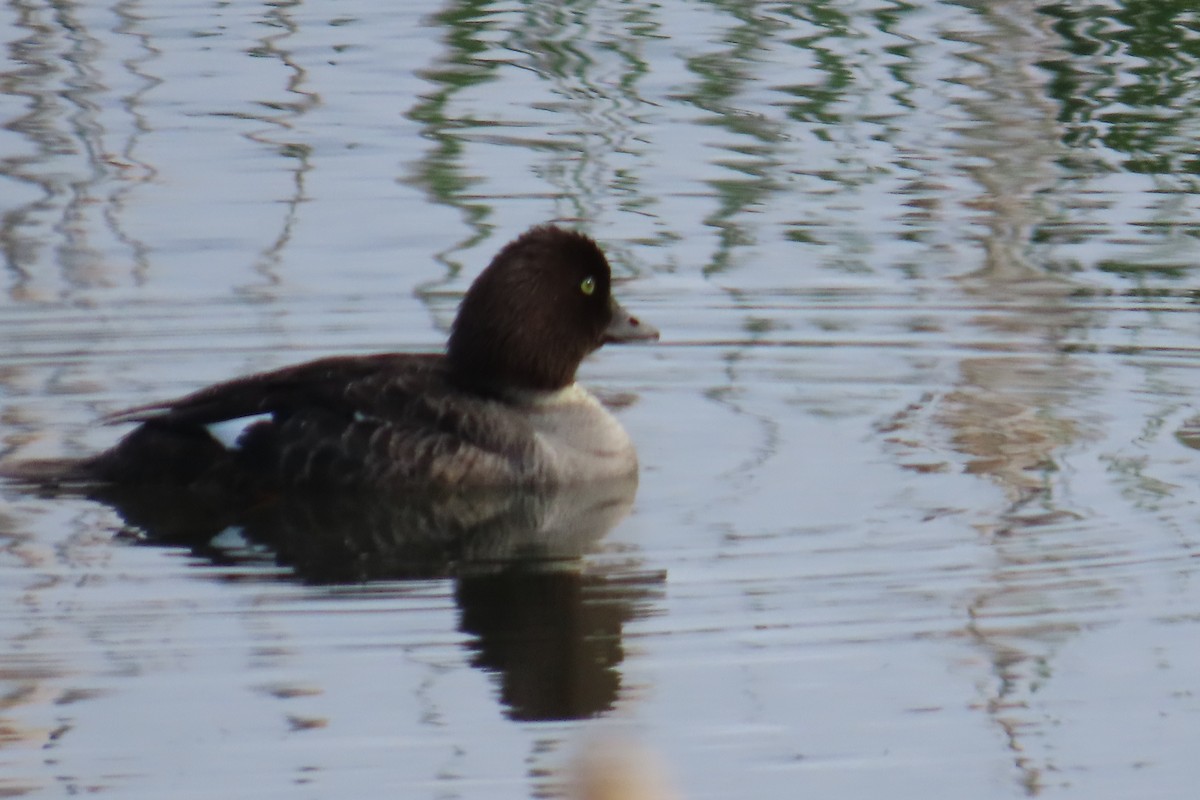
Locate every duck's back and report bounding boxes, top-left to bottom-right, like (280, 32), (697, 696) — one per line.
(69, 353), (544, 491)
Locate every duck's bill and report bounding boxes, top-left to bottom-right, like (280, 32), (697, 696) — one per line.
(604, 297), (660, 343)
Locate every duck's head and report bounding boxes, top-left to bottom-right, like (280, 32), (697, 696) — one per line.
(448, 225), (659, 393)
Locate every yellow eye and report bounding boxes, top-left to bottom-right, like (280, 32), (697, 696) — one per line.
(580, 276), (596, 296)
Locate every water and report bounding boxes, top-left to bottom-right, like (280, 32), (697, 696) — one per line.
(4, 1), (1200, 797)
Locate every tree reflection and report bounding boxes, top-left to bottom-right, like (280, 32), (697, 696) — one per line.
(1040, 1), (1200, 177)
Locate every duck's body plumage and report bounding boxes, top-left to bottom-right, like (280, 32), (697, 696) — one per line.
(87, 353), (537, 489)
(86, 352), (636, 489)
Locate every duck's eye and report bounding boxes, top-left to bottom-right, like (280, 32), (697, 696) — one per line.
(580, 276), (596, 296)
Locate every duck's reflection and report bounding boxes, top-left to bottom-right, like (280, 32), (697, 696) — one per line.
(85, 476), (655, 721)
(459, 567), (625, 721)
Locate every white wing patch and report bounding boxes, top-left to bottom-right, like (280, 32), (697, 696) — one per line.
(205, 413), (273, 450)
(210, 526), (250, 549)
(210, 526), (273, 557)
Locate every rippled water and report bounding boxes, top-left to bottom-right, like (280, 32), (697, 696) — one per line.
(4, 1), (1200, 798)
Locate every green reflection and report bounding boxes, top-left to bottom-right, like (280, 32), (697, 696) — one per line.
(504, 0), (654, 226)
(1038, 1), (1200, 177)
(776, 2), (852, 127)
(679, 1), (792, 274)
(406, 0), (500, 229)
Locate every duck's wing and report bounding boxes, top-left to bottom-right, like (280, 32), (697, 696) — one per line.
(103, 353), (434, 427)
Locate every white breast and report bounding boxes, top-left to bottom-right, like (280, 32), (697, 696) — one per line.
(521, 384), (639, 482)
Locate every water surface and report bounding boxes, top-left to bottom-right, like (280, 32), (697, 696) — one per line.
(3, 1), (1200, 798)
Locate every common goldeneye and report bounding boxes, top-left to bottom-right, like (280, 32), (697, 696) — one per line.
(2, 225), (658, 491)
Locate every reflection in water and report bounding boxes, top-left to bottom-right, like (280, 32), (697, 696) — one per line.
(505, 2), (652, 228)
(404, 0), (509, 322)
(940, 358), (1085, 515)
(406, 1), (506, 233)
(459, 566), (631, 721)
(0, 508), (56, 798)
(97, 477), (635, 579)
(1036, 1), (1200, 277)
(923, 4), (1105, 794)
(108, 0), (160, 286)
(0, 0), (174, 299)
(1040, 0), (1200, 181)
(0, 501), (114, 797)
(681, 1), (787, 275)
(1, 1), (114, 297)
(81, 475), (653, 721)
(938, 354), (1094, 795)
(0, 0), (326, 302)
(241, 0), (319, 293)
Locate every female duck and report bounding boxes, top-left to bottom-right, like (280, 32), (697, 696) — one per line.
(3, 225), (658, 491)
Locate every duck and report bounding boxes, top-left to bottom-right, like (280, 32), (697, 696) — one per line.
(1, 225), (658, 493)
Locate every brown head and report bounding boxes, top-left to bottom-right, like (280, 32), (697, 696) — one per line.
(447, 225), (658, 393)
